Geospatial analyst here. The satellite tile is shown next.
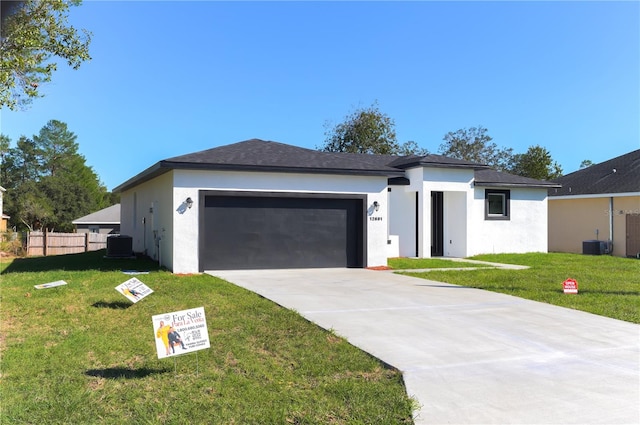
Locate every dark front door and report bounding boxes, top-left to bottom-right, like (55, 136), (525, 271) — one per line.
(431, 191), (444, 257)
(201, 194), (364, 270)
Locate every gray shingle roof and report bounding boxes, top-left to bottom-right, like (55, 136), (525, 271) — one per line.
(549, 149), (640, 196)
(163, 139), (404, 174)
(475, 169), (561, 188)
(114, 139), (558, 192)
(72, 204), (121, 224)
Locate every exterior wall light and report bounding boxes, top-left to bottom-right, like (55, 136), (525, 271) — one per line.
(373, 201), (380, 212)
(186, 197), (194, 209)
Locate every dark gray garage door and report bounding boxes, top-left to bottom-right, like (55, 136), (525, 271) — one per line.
(200, 194), (364, 270)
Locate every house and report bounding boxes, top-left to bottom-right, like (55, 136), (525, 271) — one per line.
(72, 204), (121, 234)
(113, 139), (559, 273)
(548, 149), (640, 258)
(0, 186), (9, 232)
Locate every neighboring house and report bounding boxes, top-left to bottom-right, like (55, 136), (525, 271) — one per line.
(113, 139), (559, 273)
(72, 204), (121, 234)
(0, 186), (9, 232)
(548, 149), (640, 258)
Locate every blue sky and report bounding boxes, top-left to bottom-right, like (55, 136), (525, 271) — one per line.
(1, 1), (638, 191)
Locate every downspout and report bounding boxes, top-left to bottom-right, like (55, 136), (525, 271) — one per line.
(608, 197), (614, 254)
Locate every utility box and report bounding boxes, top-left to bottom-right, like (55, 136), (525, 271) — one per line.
(106, 235), (134, 258)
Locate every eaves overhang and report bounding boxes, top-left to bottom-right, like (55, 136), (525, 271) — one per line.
(394, 161), (490, 171)
(548, 191), (640, 200)
(113, 161), (405, 193)
(474, 181), (562, 189)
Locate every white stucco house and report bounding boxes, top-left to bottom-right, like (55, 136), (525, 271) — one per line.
(113, 139), (559, 273)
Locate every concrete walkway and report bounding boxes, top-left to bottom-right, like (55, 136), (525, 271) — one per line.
(208, 268), (640, 425)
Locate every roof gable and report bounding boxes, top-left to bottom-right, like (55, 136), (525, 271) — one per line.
(549, 149), (640, 196)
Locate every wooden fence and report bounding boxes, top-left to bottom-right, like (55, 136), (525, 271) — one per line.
(27, 232), (109, 256)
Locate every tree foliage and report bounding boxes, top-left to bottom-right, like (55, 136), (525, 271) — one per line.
(509, 145), (563, 180)
(319, 101), (429, 156)
(438, 126), (513, 171)
(398, 140), (429, 156)
(0, 0), (91, 110)
(579, 159), (594, 169)
(320, 101), (400, 155)
(1, 120), (111, 232)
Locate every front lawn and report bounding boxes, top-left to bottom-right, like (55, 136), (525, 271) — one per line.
(387, 257), (491, 270)
(399, 253), (640, 324)
(0, 251), (415, 424)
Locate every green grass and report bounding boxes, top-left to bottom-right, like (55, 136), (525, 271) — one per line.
(399, 253), (640, 324)
(0, 251), (415, 424)
(387, 257), (491, 270)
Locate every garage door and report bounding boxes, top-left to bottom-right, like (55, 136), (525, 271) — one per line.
(201, 194), (364, 270)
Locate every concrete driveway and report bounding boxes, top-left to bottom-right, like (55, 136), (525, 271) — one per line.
(207, 268), (640, 425)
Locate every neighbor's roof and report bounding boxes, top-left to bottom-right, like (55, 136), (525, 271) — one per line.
(549, 149), (640, 197)
(72, 204), (121, 225)
(114, 139), (556, 193)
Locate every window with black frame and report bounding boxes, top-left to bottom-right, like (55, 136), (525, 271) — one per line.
(485, 189), (510, 220)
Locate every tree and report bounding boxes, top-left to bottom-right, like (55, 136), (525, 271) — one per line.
(509, 145), (563, 180)
(14, 180), (53, 231)
(320, 101), (400, 155)
(33, 119), (81, 176)
(398, 140), (429, 156)
(0, 0), (92, 110)
(438, 126), (513, 171)
(1, 120), (110, 231)
(579, 159), (594, 169)
(319, 101), (430, 156)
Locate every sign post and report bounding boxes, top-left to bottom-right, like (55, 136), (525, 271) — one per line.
(563, 278), (578, 294)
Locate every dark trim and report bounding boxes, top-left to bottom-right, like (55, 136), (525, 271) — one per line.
(388, 176), (410, 186)
(114, 161), (403, 193)
(198, 190), (368, 271)
(431, 191), (444, 256)
(476, 181), (560, 189)
(163, 160), (404, 177)
(485, 189), (511, 220)
(415, 192), (419, 257)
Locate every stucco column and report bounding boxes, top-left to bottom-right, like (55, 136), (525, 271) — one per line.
(417, 187), (432, 258)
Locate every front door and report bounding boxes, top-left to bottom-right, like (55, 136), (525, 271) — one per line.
(431, 191), (444, 256)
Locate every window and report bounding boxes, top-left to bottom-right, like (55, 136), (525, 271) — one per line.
(485, 189), (510, 220)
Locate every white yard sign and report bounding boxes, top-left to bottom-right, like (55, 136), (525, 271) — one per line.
(115, 277), (154, 303)
(34, 280), (67, 289)
(152, 307), (210, 359)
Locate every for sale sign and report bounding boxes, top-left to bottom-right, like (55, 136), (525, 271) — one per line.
(152, 307), (210, 359)
(563, 278), (578, 294)
(115, 277), (153, 303)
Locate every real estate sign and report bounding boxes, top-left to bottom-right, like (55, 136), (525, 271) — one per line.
(152, 307), (210, 359)
(115, 277), (153, 303)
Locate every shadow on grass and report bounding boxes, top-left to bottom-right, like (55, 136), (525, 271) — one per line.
(2, 250), (162, 274)
(85, 367), (168, 379)
(92, 301), (132, 309)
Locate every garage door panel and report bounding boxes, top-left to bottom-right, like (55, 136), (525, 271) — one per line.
(201, 196), (362, 270)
